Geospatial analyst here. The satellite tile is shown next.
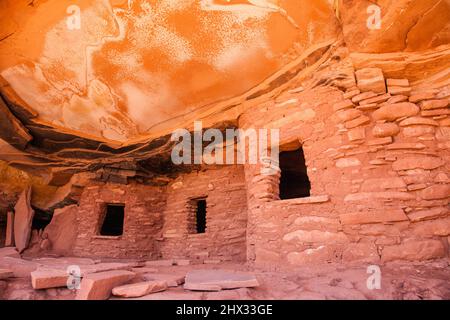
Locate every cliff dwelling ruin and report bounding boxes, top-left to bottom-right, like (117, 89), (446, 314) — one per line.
(0, 0), (449, 301)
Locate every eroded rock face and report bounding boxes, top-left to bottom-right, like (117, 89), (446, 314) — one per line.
(40, 205), (78, 256)
(0, 0), (339, 142)
(13, 187), (34, 253)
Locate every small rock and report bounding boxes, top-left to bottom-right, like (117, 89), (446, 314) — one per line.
(409, 92), (436, 103)
(386, 79), (410, 87)
(388, 86), (411, 96)
(184, 269), (259, 291)
(145, 260), (174, 267)
(419, 99), (449, 110)
(112, 280), (168, 298)
(355, 68), (386, 93)
(142, 273), (185, 287)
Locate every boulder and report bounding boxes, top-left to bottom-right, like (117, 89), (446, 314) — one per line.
(184, 270), (259, 291)
(112, 280), (168, 298)
(41, 205), (78, 256)
(76, 270), (136, 300)
(13, 187), (35, 253)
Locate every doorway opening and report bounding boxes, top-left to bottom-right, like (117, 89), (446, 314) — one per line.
(279, 147), (311, 200)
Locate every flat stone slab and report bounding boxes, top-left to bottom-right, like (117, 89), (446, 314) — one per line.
(79, 262), (136, 276)
(184, 270), (259, 291)
(31, 269), (69, 289)
(145, 259), (174, 267)
(0, 247), (20, 259)
(131, 267), (158, 274)
(0, 269), (14, 280)
(118, 290), (203, 300)
(142, 273), (185, 287)
(174, 259), (190, 266)
(0, 257), (39, 278)
(112, 280), (168, 298)
(33, 257), (96, 266)
(76, 270), (136, 300)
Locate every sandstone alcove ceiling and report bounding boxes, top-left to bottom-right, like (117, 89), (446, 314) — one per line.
(0, 1), (449, 302)
(0, 0), (449, 187)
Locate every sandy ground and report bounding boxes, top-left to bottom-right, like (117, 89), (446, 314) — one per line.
(1, 255), (449, 300)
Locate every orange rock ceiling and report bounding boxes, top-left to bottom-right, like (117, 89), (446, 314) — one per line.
(0, 0), (341, 142)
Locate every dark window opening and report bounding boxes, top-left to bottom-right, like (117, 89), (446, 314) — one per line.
(100, 204), (125, 236)
(195, 199), (207, 234)
(32, 208), (52, 231)
(188, 198), (207, 234)
(279, 148), (311, 200)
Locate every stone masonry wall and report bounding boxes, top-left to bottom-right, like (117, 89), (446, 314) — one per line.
(159, 165), (248, 262)
(72, 182), (166, 259)
(241, 68), (450, 268)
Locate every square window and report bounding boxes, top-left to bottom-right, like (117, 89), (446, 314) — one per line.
(100, 204), (125, 236)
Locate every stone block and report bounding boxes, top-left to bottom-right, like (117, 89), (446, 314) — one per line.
(355, 68), (386, 93)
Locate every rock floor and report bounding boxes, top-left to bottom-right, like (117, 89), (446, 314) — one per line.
(0, 256), (449, 300)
